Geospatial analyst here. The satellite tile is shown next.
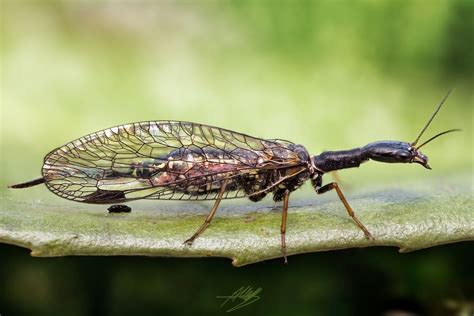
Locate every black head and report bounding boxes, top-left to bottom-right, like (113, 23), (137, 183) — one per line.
(364, 90), (460, 170)
(363, 141), (431, 169)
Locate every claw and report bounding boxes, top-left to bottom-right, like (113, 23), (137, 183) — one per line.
(365, 231), (375, 241)
(183, 238), (195, 246)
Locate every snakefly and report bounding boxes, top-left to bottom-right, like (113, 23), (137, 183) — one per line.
(9, 91), (459, 263)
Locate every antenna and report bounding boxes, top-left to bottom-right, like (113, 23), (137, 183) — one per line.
(411, 89), (452, 147)
(416, 129), (462, 150)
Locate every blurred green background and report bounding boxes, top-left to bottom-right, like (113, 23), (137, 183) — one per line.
(1, 1), (473, 315)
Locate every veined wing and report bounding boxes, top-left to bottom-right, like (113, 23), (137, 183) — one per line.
(42, 121), (307, 203)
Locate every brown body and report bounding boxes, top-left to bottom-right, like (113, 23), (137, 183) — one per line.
(9, 92), (458, 263)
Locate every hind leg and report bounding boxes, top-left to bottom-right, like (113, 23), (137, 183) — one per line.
(280, 190), (290, 263)
(184, 180), (228, 245)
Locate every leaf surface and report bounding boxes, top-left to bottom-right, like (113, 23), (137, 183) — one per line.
(0, 174), (472, 266)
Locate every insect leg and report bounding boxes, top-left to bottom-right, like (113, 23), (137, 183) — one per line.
(183, 180), (229, 246)
(316, 182), (374, 240)
(281, 190), (290, 264)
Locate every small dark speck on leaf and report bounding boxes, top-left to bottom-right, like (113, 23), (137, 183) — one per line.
(108, 205), (132, 213)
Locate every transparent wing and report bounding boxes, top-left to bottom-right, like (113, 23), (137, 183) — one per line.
(42, 121), (306, 203)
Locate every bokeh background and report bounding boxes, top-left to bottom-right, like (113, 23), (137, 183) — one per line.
(1, 1), (473, 315)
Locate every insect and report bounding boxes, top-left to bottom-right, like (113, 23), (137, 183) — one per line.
(107, 204), (132, 213)
(9, 91), (459, 263)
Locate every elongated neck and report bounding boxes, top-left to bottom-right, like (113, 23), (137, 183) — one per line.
(312, 147), (369, 173)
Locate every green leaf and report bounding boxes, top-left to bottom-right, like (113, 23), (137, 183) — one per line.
(0, 174), (472, 266)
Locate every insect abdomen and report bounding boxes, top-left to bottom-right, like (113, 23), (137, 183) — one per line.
(8, 177), (45, 189)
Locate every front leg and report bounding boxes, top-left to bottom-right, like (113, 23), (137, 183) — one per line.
(316, 182), (374, 240)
